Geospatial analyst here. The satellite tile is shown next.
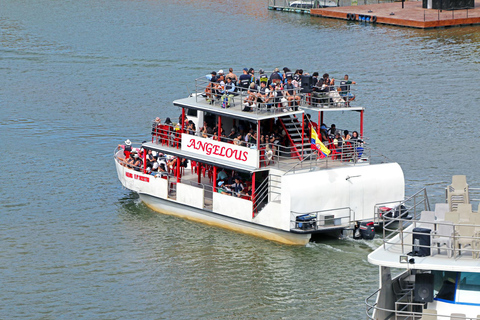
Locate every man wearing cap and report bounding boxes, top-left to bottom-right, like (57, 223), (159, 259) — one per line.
(217, 181), (232, 195)
(238, 68), (251, 91)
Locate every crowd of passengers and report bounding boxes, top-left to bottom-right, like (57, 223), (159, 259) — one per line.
(151, 115), (364, 160)
(117, 139), (253, 198)
(118, 139), (188, 176)
(204, 67), (356, 111)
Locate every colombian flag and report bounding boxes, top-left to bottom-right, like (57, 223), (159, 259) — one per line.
(311, 127), (331, 158)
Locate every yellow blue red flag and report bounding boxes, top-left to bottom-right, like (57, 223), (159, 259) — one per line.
(311, 127), (331, 157)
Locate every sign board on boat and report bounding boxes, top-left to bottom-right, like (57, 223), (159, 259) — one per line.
(181, 134), (259, 167)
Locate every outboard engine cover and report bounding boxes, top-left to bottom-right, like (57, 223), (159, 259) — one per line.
(359, 221), (375, 240)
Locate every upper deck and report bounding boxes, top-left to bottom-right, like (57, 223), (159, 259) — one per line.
(368, 176), (480, 273)
(148, 72), (391, 174)
(172, 72), (364, 122)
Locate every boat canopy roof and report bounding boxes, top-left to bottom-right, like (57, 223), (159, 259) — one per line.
(173, 95), (303, 122)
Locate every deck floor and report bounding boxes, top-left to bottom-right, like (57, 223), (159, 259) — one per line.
(311, 1), (480, 28)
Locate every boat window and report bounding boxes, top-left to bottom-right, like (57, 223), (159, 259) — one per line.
(187, 109), (197, 117)
(456, 272), (480, 305)
(433, 270), (457, 302)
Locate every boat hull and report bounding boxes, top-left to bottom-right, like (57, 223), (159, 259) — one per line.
(139, 193), (312, 245)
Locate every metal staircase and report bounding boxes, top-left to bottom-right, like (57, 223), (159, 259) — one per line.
(278, 115), (311, 160)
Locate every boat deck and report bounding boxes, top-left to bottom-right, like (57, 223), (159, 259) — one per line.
(311, 1), (480, 29)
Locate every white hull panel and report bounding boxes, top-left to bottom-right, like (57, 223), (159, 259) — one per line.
(139, 193), (311, 245)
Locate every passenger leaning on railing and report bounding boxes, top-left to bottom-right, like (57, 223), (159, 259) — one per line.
(118, 139), (132, 160)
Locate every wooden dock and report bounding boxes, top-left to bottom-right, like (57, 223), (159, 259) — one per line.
(310, 1), (480, 28)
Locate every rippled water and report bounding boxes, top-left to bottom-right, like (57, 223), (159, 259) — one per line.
(2, 0), (480, 318)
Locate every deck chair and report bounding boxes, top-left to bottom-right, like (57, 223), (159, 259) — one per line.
(434, 203), (449, 221)
(454, 224), (477, 258)
(445, 211), (459, 224)
(432, 221), (454, 257)
(392, 279), (411, 302)
(447, 175), (469, 211)
(457, 203), (473, 223)
(420, 308), (437, 320)
(451, 314), (466, 319)
(418, 211), (436, 230)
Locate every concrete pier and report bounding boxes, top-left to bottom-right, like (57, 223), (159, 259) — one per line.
(309, 1), (480, 28)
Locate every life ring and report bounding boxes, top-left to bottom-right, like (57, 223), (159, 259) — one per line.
(346, 13), (352, 20)
(371, 16), (377, 23)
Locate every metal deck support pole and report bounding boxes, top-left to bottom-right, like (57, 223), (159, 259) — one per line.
(176, 157), (180, 183)
(252, 172), (256, 218)
(198, 162), (201, 183)
(317, 111), (321, 134)
(182, 107), (185, 133)
(213, 166), (217, 192)
(143, 148), (147, 174)
(360, 110), (364, 138)
(257, 120), (261, 167)
(301, 113), (305, 159)
(218, 115), (222, 141)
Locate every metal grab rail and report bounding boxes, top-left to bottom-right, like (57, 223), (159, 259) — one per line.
(194, 75), (356, 112)
(366, 286), (480, 320)
(382, 216), (480, 258)
(253, 174), (281, 215)
(290, 207), (355, 230)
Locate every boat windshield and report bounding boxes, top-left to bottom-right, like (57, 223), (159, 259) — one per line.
(433, 270), (480, 305)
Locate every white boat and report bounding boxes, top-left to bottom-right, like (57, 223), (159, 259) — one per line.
(114, 71), (404, 245)
(366, 175), (480, 319)
(289, 0), (337, 8)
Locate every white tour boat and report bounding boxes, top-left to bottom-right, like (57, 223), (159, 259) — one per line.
(114, 71), (405, 245)
(366, 175), (480, 320)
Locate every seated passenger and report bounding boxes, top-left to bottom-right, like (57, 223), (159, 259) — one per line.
(333, 132), (344, 153)
(151, 117), (161, 137)
(214, 75), (225, 99)
(217, 181), (232, 195)
(238, 68), (251, 91)
(227, 176), (244, 197)
(284, 77), (300, 111)
(126, 152), (135, 168)
(328, 124), (336, 138)
(257, 69), (269, 86)
(243, 184), (252, 199)
(233, 134), (242, 146)
(243, 82), (258, 111)
(343, 130), (351, 141)
(217, 169), (228, 181)
(133, 153), (143, 171)
(205, 71), (217, 101)
(339, 74), (356, 103)
(256, 81), (270, 107)
(270, 67), (283, 85)
(282, 67), (294, 84)
(226, 68), (238, 85)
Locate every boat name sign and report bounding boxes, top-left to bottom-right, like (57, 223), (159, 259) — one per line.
(181, 134), (258, 167)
